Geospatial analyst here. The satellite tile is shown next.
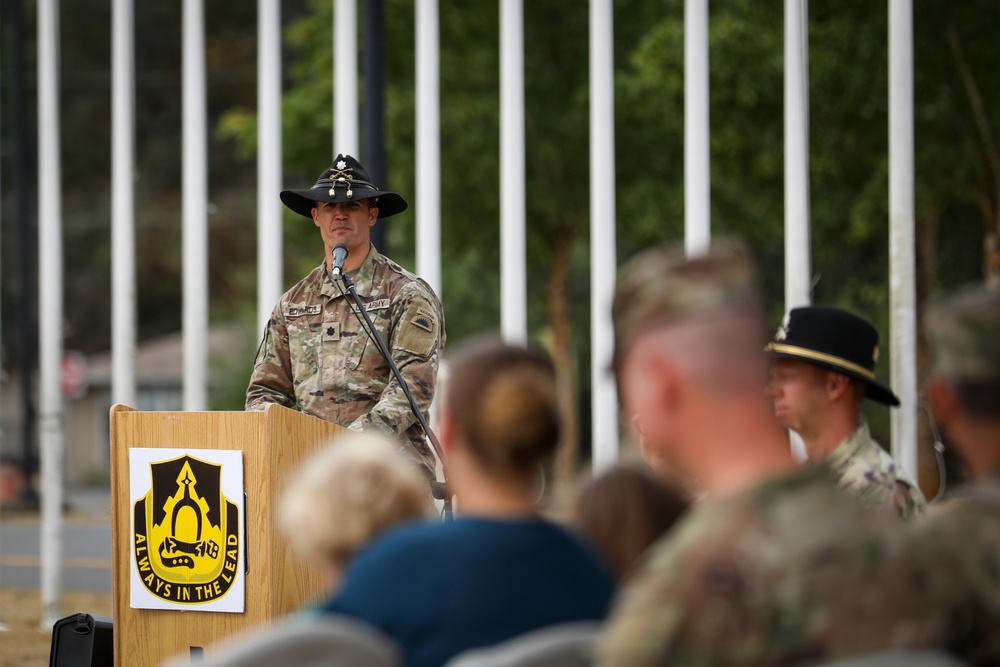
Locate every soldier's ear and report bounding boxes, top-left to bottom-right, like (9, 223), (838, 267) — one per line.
(825, 370), (852, 402)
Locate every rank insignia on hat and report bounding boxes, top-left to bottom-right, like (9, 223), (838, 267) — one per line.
(873, 345), (880, 363)
(775, 313), (790, 341)
(326, 163), (355, 198)
(280, 154), (409, 219)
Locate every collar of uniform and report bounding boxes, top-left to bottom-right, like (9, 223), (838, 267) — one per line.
(753, 463), (831, 500)
(691, 462), (830, 511)
(321, 244), (381, 298)
(696, 464), (832, 515)
(825, 422), (872, 471)
(348, 244), (380, 296)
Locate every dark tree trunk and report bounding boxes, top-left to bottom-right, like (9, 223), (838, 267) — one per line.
(546, 227), (580, 493)
(916, 214), (942, 498)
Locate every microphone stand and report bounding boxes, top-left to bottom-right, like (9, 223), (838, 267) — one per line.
(338, 272), (453, 520)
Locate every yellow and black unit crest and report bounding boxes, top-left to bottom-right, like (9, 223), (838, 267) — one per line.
(132, 454), (240, 605)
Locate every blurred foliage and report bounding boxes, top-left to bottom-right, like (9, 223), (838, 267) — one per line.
(1, 0), (996, 453)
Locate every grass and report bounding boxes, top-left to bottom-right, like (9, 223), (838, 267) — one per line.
(0, 588), (112, 667)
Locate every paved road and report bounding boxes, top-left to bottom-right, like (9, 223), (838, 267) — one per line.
(0, 490), (113, 593)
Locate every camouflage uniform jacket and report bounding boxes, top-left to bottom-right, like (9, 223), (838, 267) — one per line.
(906, 469), (1000, 665)
(824, 423), (926, 520)
(597, 466), (943, 667)
(245, 245), (445, 470)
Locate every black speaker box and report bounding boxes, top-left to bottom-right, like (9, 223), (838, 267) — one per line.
(49, 613), (114, 667)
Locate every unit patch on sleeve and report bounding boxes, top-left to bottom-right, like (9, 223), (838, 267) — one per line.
(396, 302), (439, 357)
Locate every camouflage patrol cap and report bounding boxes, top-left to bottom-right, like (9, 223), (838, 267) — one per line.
(924, 284), (1000, 381)
(612, 240), (761, 366)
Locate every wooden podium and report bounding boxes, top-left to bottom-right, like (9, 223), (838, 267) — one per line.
(109, 404), (346, 667)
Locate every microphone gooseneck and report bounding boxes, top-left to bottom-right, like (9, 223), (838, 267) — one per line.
(335, 271), (453, 521)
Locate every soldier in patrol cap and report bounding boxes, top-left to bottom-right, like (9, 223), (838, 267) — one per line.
(246, 155), (445, 473)
(908, 284), (1000, 663)
(766, 306), (926, 519)
(597, 241), (940, 667)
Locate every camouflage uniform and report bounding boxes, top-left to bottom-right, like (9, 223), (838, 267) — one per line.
(246, 245), (444, 470)
(908, 473), (1000, 665)
(602, 241), (944, 667)
(902, 285), (1000, 665)
(596, 466), (943, 667)
(824, 423), (926, 520)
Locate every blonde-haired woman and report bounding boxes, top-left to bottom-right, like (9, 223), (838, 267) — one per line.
(281, 433), (433, 591)
(164, 433), (431, 667)
(322, 337), (614, 667)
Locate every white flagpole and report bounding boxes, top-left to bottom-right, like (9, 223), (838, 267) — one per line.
(889, 0), (918, 483)
(258, 0), (283, 330)
(590, 0), (619, 471)
(334, 0), (359, 157)
(416, 0), (441, 298)
(784, 0), (811, 309)
(500, 0), (527, 344)
(0, 0), (3, 545)
(112, 0), (137, 407)
(182, 0), (208, 411)
(684, 0), (710, 256)
(37, 0), (64, 628)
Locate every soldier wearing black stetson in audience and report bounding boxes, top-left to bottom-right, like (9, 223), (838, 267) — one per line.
(766, 306), (926, 519)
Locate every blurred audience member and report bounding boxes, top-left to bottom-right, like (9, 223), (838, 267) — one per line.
(280, 433), (434, 591)
(630, 416), (674, 481)
(164, 433), (430, 667)
(571, 463), (688, 582)
(766, 306), (926, 519)
(322, 337), (615, 667)
(910, 285), (1000, 664)
(597, 241), (939, 667)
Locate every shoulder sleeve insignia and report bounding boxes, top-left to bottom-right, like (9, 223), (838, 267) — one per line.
(395, 302), (439, 357)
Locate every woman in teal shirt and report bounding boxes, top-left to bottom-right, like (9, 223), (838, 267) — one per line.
(324, 338), (615, 667)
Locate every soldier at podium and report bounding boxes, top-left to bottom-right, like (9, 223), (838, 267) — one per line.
(246, 155), (445, 473)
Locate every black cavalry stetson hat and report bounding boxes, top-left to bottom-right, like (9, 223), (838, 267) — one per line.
(766, 305), (900, 406)
(280, 154), (408, 219)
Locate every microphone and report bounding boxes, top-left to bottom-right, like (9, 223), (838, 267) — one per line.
(331, 244), (349, 279)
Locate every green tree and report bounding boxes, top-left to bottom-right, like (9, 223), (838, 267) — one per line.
(216, 0), (997, 484)
(13, 0), (991, 477)
(614, 0), (995, 492)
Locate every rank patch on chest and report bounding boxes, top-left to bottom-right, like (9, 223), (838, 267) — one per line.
(285, 304), (322, 318)
(325, 322), (341, 341)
